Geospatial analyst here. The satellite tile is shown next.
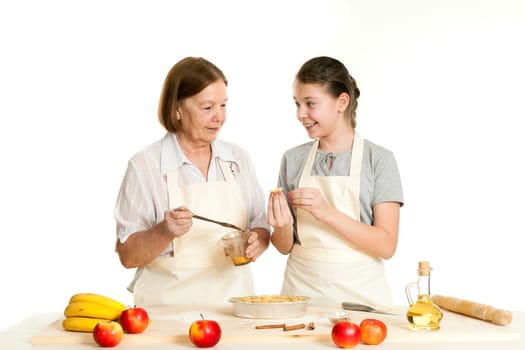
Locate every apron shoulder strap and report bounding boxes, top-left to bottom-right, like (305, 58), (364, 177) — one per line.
(350, 133), (364, 178)
(299, 140), (319, 187)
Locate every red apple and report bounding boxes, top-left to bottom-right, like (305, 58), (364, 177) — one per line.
(93, 321), (123, 347)
(360, 318), (387, 345)
(188, 314), (221, 348)
(331, 320), (361, 348)
(120, 307), (150, 334)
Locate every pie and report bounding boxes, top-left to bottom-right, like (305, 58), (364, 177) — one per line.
(230, 295), (308, 304)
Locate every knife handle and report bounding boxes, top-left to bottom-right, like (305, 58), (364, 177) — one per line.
(432, 295), (512, 326)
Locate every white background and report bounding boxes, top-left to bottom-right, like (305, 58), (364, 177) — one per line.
(1, 0), (524, 331)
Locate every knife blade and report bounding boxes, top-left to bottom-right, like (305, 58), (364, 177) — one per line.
(342, 302), (404, 316)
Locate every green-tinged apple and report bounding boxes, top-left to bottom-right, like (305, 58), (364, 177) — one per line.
(93, 321), (123, 347)
(188, 314), (221, 347)
(331, 320), (361, 348)
(120, 307), (150, 334)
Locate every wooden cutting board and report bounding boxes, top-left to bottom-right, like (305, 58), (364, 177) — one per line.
(31, 306), (520, 345)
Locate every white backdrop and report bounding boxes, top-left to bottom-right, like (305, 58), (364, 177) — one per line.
(1, 0), (524, 331)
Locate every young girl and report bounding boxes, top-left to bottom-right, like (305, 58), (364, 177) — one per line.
(268, 56), (403, 308)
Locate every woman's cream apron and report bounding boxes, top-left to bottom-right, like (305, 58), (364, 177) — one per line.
(133, 160), (255, 307)
(281, 133), (392, 308)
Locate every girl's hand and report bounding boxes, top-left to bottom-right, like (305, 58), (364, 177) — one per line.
(268, 191), (294, 229)
(288, 188), (333, 222)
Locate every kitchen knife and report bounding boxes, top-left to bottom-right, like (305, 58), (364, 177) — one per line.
(341, 302), (404, 316)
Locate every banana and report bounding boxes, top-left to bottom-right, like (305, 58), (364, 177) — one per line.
(62, 317), (110, 332)
(64, 301), (123, 320)
(69, 293), (127, 312)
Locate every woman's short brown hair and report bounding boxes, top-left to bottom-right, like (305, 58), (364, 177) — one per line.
(158, 57), (228, 133)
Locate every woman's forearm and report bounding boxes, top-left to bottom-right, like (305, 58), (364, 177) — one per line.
(117, 221), (174, 268)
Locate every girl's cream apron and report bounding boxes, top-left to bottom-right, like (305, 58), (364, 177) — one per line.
(281, 133), (392, 308)
(133, 160), (255, 306)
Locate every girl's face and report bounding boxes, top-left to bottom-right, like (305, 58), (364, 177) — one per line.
(293, 81), (348, 140)
(178, 80), (228, 146)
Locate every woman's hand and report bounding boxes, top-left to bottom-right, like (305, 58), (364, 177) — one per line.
(245, 231), (261, 261)
(118, 206), (193, 268)
(288, 187), (333, 222)
(163, 206), (193, 238)
(245, 228), (270, 261)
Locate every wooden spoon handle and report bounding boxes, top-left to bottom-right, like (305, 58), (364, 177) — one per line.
(192, 214), (243, 231)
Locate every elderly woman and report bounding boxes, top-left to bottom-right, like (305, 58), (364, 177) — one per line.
(115, 57), (270, 306)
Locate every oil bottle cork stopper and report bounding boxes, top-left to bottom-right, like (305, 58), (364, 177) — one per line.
(418, 261), (431, 275)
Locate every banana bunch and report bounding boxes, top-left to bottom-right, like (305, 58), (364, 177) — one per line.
(62, 293), (127, 332)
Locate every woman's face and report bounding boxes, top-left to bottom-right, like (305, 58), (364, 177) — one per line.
(293, 81), (347, 139)
(178, 80), (227, 145)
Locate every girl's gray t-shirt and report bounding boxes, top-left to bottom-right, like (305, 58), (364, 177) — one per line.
(277, 139), (404, 231)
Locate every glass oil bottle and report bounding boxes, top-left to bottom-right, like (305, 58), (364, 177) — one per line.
(405, 261), (443, 331)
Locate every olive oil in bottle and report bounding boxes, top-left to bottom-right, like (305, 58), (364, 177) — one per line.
(405, 261), (443, 331)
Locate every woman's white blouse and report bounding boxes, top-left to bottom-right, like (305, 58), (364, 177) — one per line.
(114, 133), (269, 253)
